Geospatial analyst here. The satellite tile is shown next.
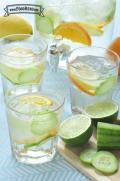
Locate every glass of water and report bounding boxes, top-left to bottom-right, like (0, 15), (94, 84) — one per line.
(67, 47), (119, 113)
(5, 84), (64, 164)
(0, 34), (47, 94)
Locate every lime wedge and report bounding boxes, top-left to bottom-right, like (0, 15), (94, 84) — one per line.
(59, 114), (92, 145)
(31, 111), (58, 135)
(84, 100), (118, 126)
(95, 76), (117, 96)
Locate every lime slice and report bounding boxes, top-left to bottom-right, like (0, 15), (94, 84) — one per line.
(80, 148), (97, 165)
(20, 95), (53, 106)
(95, 76), (117, 96)
(59, 114), (92, 145)
(31, 111), (58, 135)
(84, 100), (118, 126)
(92, 151), (118, 174)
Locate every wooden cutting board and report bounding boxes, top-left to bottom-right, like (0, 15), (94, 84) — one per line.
(57, 130), (120, 181)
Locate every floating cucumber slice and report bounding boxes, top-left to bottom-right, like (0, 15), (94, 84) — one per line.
(80, 148), (97, 165)
(18, 67), (40, 84)
(92, 151), (118, 174)
(31, 111), (58, 135)
(36, 16), (54, 34)
(24, 132), (52, 148)
(95, 76), (117, 96)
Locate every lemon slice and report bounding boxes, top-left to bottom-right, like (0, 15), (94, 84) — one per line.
(78, 22), (103, 36)
(20, 95), (53, 106)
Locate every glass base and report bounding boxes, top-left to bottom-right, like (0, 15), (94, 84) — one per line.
(11, 138), (57, 165)
(70, 84), (113, 113)
(13, 148), (56, 165)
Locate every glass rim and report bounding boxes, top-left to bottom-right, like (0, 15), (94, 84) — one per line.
(0, 34), (48, 59)
(67, 46), (120, 71)
(5, 84), (65, 116)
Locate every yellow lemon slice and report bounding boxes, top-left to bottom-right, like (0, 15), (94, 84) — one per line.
(54, 22), (91, 45)
(20, 95), (53, 106)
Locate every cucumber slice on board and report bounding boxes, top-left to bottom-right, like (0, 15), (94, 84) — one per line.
(92, 151), (118, 174)
(97, 122), (120, 150)
(84, 100), (118, 126)
(80, 148), (97, 165)
(59, 114), (93, 146)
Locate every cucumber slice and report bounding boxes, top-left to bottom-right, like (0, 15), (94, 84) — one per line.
(36, 16), (54, 34)
(95, 76), (117, 96)
(84, 100), (118, 126)
(59, 114), (92, 145)
(97, 122), (120, 150)
(92, 151), (118, 174)
(31, 111), (58, 135)
(18, 67), (40, 84)
(80, 148), (96, 165)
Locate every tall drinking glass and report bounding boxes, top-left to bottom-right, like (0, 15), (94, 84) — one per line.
(5, 84), (64, 164)
(0, 34), (47, 94)
(67, 47), (119, 113)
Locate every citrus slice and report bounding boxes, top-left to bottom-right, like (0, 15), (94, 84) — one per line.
(78, 22), (103, 36)
(59, 114), (92, 145)
(19, 95), (53, 106)
(84, 100), (118, 126)
(108, 37), (120, 75)
(68, 62), (100, 95)
(54, 22), (91, 45)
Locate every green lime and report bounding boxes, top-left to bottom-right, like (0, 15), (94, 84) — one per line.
(59, 114), (92, 145)
(84, 100), (118, 126)
(92, 151), (118, 174)
(80, 148), (97, 165)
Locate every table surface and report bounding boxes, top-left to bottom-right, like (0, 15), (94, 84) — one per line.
(0, 1), (120, 181)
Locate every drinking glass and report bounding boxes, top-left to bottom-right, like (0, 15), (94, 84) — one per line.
(67, 46), (119, 113)
(0, 34), (47, 94)
(5, 84), (64, 164)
